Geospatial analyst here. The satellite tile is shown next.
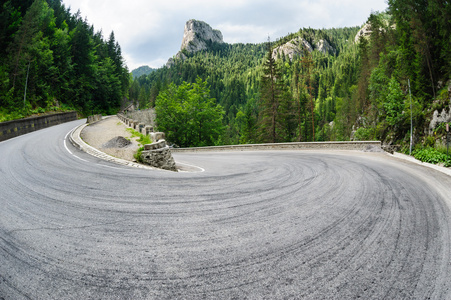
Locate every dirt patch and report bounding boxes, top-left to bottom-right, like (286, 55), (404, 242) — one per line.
(81, 116), (140, 161)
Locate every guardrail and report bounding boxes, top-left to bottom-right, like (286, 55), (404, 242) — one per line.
(171, 141), (382, 152)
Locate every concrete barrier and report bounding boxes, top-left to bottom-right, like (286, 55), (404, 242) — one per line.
(150, 132), (165, 142)
(144, 126), (153, 135)
(0, 111), (78, 142)
(171, 141), (382, 152)
(86, 114), (102, 124)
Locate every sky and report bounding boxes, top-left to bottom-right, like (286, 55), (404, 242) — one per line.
(62, 0), (388, 71)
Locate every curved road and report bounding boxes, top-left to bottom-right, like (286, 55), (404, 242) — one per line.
(1, 120), (451, 299)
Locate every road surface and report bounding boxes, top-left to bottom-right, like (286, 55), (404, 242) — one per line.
(1, 119), (451, 299)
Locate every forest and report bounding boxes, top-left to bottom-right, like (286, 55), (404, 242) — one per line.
(1, 0), (450, 163)
(131, 0), (451, 161)
(0, 0), (129, 121)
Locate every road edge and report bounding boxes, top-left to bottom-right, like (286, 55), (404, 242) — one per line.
(68, 119), (158, 170)
(390, 152), (451, 177)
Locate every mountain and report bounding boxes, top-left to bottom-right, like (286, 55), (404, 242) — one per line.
(134, 20), (359, 144)
(132, 8), (451, 162)
(167, 19), (224, 67)
(131, 65), (156, 78)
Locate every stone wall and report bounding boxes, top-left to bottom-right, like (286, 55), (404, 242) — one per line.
(117, 113), (177, 171)
(141, 140), (177, 171)
(0, 111), (77, 142)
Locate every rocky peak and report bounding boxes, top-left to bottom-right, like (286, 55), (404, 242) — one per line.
(181, 19), (224, 53)
(167, 20), (224, 67)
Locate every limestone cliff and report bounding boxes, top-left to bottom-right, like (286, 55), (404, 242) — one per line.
(272, 37), (336, 61)
(181, 19), (224, 53)
(355, 23), (372, 43)
(167, 20), (224, 67)
(272, 38), (312, 60)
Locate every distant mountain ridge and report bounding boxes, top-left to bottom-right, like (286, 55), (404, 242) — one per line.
(131, 65), (156, 78)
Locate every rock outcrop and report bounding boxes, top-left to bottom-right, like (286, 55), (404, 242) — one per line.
(355, 23), (372, 43)
(272, 38), (312, 60)
(272, 37), (336, 61)
(315, 39), (336, 55)
(181, 19), (224, 53)
(167, 20), (224, 67)
(428, 81), (451, 135)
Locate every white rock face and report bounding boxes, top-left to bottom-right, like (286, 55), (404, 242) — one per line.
(181, 19), (224, 53)
(315, 39), (336, 55)
(272, 37), (335, 61)
(355, 23), (372, 43)
(167, 20), (224, 67)
(428, 82), (451, 134)
(272, 38), (312, 60)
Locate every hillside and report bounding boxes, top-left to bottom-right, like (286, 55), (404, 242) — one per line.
(130, 2), (451, 162)
(130, 20), (360, 144)
(131, 65), (156, 78)
(0, 0), (129, 121)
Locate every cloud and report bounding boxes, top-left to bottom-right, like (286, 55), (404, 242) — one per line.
(63, 0), (388, 70)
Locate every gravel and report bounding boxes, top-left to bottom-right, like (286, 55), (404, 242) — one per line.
(80, 116), (140, 161)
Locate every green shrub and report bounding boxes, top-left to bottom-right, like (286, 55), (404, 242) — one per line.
(126, 128), (152, 146)
(354, 127), (376, 141)
(134, 146), (144, 163)
(424, 136), (436, 148)
(412, 147), (451, 167)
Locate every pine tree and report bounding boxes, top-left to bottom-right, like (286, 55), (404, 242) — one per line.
(258, 39), (287, 143)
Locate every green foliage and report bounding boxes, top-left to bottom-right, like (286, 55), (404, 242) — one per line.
(354, 127), (377, 141)
(384, 76), (405, 126)
(412, 147), (451, 167)
(257, 43), (290, 143)
(126, 128), (152, 145)
(134, 146), (144, 163)
(131, 66), (156, 78)
(155, 77), (224, 147)
(129, 0), (450, 147)
(0, 0), (129, 120)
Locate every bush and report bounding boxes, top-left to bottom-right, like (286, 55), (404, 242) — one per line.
(134, 146), (144, 163)
(412, 147), (451, 167)
(354, 127), (376, 141)
(126, 128), (152, 145)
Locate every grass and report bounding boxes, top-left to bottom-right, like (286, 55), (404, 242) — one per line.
(126, 128), (152, 146)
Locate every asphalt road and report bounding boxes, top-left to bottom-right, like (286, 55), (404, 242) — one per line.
(1, 119), (451, 299)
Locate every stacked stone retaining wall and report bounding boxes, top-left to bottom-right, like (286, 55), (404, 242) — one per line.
(117, 113), (176, 171)
(0, 111), (77, 142)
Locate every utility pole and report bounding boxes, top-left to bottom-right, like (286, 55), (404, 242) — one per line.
(24, 61), (31, 109)
(447, 123), (449, 157)
(408, 79), (413, 155)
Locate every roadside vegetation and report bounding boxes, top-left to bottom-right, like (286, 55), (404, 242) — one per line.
(126, 128), (152, 145)
(0, 0), (129, 120)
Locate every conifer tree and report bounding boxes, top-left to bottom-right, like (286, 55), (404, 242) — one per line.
(257, 39), (287, 143)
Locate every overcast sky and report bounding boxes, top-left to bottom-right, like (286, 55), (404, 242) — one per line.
(62, 0), (388, 71)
